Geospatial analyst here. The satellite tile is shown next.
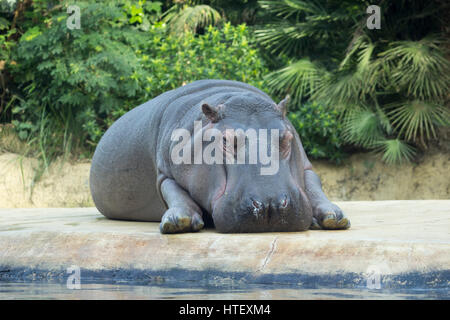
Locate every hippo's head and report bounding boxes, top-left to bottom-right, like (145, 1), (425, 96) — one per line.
(197, 93), (313, 233)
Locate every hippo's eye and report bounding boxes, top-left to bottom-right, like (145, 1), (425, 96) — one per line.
(280, 130), (293, 159)
(222, 135), (238, 157)
(222, 137), (228, 154)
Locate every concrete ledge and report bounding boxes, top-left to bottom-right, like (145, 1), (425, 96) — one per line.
(0, 201), (449, 289)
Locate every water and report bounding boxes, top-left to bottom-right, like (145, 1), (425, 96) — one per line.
(0, 281), (447, 299)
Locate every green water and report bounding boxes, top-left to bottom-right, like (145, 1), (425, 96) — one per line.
(0, 282), (447, 299)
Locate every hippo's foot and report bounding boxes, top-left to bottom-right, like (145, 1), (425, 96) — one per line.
(159, 207), (205, 234)
(310, 202), (351, 230)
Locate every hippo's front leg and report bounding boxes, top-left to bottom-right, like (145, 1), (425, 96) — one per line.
(304, 169), (351, 230)
(159, 178), (205, 234)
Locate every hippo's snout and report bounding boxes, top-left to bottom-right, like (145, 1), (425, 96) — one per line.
(212, 190), (312, 233)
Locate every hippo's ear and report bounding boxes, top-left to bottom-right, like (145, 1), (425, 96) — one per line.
(276, 95), (290, 117)
(202, 103), (224, 123)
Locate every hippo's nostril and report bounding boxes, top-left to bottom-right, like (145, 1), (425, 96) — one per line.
(280, 196), (289, 209)
(250, 199), (265, 218)
(252, 199), (263, 210)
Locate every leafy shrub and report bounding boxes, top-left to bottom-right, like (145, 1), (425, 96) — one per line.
(138, 22), (266, 97)
(9, 1), (267, 160)
(122, 0), (162, 27)
(10, 2), (150, 156)
(288, 102), (345, 163)
(0, 0), (19, 118)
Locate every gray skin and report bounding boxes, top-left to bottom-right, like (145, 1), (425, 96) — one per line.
(90, 80), (350, 233)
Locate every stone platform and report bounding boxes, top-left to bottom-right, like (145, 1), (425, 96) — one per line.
(0, 201), (449, 290)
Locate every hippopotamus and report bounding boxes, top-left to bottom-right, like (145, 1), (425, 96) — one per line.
(90, 80), (350, 233)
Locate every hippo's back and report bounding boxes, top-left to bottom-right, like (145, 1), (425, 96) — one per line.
(90, 80), (272, 221)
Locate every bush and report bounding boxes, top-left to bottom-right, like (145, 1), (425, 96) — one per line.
(0, 0), (19, 119)
(9, 1), (267, 160)
(10, 2), (149, 157)
(138, 22), (266, 97)
(288, 102), (345, 163)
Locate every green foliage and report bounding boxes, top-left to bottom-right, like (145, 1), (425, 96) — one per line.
(7, 1), (267, 161)
(11, 2), (150, 154)
(264, 58), (328, 106)
(374, 139), (416, 165)
(162, 3), (222, 33)
(288, 101), (345, 163)
(341, 107), (385, 147)
(257, 0), (450, 164)
(314, 37), (450, 158)
(139, 22), (266, 95)
(255, 0), (363, 61)
(379, 38), (449, 100)
(0, 0), (19, 116)
(161, 0), (260, 31)
(0, 16), (15, 61)
(122, 0), (162, 28)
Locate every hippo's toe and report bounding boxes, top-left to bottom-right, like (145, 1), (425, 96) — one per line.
(310, 202), (351, 230)
(160, 207), (205, 234)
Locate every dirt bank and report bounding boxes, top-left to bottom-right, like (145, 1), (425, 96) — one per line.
(313, 151), (449, 201)
(0, 149), (448, 208)
(0, 152), (92, 208)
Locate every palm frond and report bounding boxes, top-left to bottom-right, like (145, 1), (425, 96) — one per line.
(375, 139), (416, 165)
(374, 103), (393, 135)
(313, 70), (368, 105)
(339, 35), (381, 94)
(255, 0), (359, 57)
(387, 100), (450, 142)
(162, 5), (222, 33)
(341, 107), (384, 147)
(340, 34), (367, 69)
(264, 59), (328, 105)
(357, 40), (375, 73)
(258, 0), (325, 19)
(255, 19), (346, 57)
(380, 38), (450, 99)
(255, 22), (308, 56)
